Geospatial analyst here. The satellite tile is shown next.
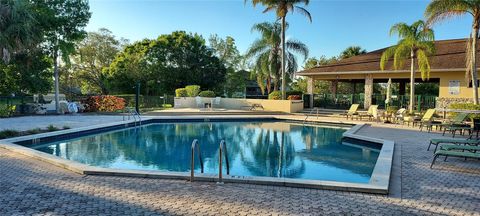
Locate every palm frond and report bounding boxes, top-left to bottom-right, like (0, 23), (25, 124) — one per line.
(425, 0), (472, 25)
(285, 39), (309, 61)
(416, 49), (431, 81)
(294, 6), (312, 22)
(393, 42), (411, 70)
(380, 46), (396, 71)
(245, 39), (269, 59)
(389, 22), (412, 38)
(286, 51), (298, 74)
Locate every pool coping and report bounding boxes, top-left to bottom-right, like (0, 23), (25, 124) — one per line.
(0, 116), (393, 194)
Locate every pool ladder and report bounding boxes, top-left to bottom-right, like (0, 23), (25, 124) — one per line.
(123, 108), (142, 126)
(303, 107), (320, 125)
(190, 139), (230, 183)
(190, 139), (204, 182)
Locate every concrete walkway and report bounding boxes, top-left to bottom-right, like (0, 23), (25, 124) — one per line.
(0, 115), (479, 215)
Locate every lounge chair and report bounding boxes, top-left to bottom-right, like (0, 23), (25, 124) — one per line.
(439, 144), (480, 151)
(358, 105), (379, 121)
(430, 147), (480, 168)
(394, 108), (406, 124)
(427, 138), (480, 152)
(442, 112), (471, 137)
(418, 109), (441, 132)
(195, 96), (203, 108)
(344, 104), (360, 120)
(212, 97), (221, 110)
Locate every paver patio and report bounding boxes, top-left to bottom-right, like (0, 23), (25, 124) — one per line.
(0, 115), (124, 131)
(1, 116), (479, 215)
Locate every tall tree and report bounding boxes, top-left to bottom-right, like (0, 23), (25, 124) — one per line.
(340, 46), (367, 59)
(209, 34), (247, 97)
(109, 31), (227, 95)
(380, 20), (435, 112)
(246, 22), (308, 95)
(71, 28), (124, 94)
(425, 0), (480, 104)
(35, 0), (91, 113)
(246, 0), (311, 99)
(0, 50), (53, 95)
(0, 0), (41, 63)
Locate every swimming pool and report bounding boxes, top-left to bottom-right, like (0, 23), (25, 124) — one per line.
(28, 120), (380, 184)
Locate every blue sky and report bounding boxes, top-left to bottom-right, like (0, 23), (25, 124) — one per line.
(87, 0), (471, 60)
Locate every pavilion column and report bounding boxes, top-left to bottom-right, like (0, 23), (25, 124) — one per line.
(364, 74), (373, 108)
(330, 80), (338, 97)
(399, 81), (406, 95)
(307, 77), (314, 108)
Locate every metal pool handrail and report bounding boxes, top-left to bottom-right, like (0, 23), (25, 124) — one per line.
(303, 107), (320, 125)
(190, 139), (204, 182)
(123, 108), (142, 126)
(218, 140), (230, 183)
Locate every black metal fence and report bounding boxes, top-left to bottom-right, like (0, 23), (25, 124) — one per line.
(0, 94), (175, 116)
(67, 94), (176, 110)
(313, 93), (437, 111)
(114, 95), (175, 109)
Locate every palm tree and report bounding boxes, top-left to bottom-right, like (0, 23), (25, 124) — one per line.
(246, 0), (311, 99)
(340, 46), (367, 59)
(425, 0), (480, 104)
(0, 0), (39, 63)
(246, 22), (308, 95)
(380, 20), (435, 113)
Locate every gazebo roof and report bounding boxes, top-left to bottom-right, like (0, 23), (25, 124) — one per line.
(297, 38), (477, 76)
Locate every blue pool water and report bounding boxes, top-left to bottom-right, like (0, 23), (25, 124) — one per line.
(31, 121), (380, 183)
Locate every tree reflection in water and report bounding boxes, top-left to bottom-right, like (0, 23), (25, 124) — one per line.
(34, 121), (378, 181)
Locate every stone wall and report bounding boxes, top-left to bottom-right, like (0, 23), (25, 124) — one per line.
(436, 97), (474, 108)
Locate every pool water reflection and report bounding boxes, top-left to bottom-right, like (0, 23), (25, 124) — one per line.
(33, 121), (380, 183)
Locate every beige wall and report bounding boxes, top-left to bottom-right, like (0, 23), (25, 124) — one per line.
(174, 97), (304, 113)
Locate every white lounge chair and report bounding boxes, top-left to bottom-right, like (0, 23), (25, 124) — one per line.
(195, 96), (203, 108)
(212, 97), (221, 110)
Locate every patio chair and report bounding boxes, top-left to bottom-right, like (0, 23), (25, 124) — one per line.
(394, 108), (406, 124)
(418, 109), (441, 132)
(441, 112), (471, 137)
(358, 105), (378, 121)
(430, 147), (480, 168)
(212, 97), (221, 109)
(195, 96), (203, 108)
(427, 138), (480, 152)
(344, 104), (360, 120)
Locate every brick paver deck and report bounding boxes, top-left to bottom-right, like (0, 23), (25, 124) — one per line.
(1, 124), (480, 215)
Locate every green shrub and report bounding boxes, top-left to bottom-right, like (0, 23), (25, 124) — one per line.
(0, 105), (16, 118)
(268, 91), (282, 100)
(0, 129), (20, 139)
(286, 90), (303, 97)
(449, 103), (480, 119)
(198, 90), (215, 97)
(162, 104), (173, 108)
(185, 85), (201, 97)
(25, 128), (42, 135)
(81, 95), (126, 112)
(175, 88), (188, 97)
(46, 125), (59, 132)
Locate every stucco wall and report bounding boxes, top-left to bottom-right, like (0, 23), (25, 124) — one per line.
(174, 97), (304, 113)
